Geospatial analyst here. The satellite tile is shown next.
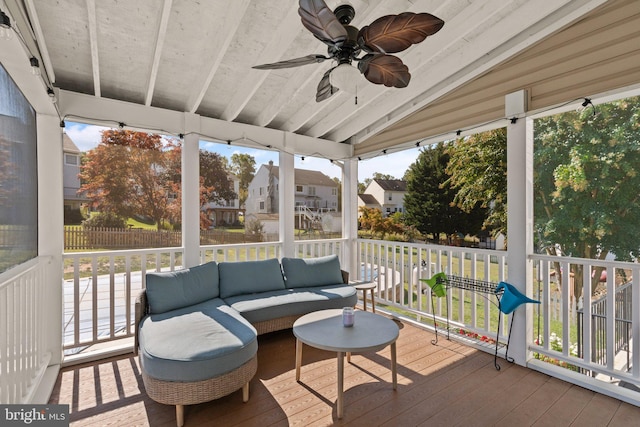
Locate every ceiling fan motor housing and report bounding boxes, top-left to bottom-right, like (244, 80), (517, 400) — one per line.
(254, 1), (445, 101)
(334, 4), (355, 25)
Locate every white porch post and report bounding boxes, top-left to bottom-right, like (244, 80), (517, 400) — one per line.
(38, 115), (64, 367)
(182, 114), (200, 268)
(280, 150), (295, 258)
(505, 90), (535, 366)
(342, 158), (358, 277)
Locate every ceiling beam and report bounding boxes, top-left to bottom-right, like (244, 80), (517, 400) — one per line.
(24, 0), (56, 85)
(277, 0), (411, 135)
(220, 2), (303, 121)
(254, 0), (386, 129)
(57, 89), (351, 160)
(186, 0), (251, 113)
(344, 0), (609, 146)
(308, 0), (515, 140)
(86, 0), (101, 97)
(144, 0), (172, 106)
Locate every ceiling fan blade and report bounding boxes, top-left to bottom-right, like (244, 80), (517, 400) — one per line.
(252, 54), (330, 70)
(316, 68), (339, 102)
(358, 12), (444, 54)
(357, 54), (410, 88)
(298, 0), (348, 47)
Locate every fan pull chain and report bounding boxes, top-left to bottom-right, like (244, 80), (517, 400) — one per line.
(355, 85), (358, 105)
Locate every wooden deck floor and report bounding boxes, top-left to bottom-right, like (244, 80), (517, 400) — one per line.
(49, 319), (640, 426)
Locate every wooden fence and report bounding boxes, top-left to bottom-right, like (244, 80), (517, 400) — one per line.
(64, 227), (262, 250)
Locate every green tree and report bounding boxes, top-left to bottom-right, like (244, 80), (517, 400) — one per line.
(200, 151), (236, 203)
(230, 153), (256, 207)
(446, 128), (507, 236)
(404, 142), (485, 242)
(332, 177), (342, 211)
(534, 96), (640, 301)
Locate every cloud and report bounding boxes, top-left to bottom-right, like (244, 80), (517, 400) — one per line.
(65, 122), (110, 151)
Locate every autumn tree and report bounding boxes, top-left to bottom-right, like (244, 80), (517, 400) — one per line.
(358, 206), (383, 232)
(79, 130), (173, 228)
(163, 144), (234, 230)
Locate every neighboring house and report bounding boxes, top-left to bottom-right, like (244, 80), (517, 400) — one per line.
(62, 133), (88, 212)
(359, 179), (407, 217)
(202, 173), (243, 227)
(245, 161), (339, 215)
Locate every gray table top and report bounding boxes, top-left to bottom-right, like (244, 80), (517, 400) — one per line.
(293, 309), (399, 353)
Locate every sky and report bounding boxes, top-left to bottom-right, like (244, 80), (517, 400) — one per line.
(65, 122), (422, 182)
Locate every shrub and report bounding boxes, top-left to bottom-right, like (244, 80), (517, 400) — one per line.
(245, 219), (264, 242)
(83, 212), (127, 229)
(64, 208), (85, 225)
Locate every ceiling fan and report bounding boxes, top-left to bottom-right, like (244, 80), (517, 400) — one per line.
(252, 0), (444, 102)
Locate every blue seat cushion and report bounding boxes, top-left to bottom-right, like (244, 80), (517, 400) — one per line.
(281, 255), (344, 288)
(138, 298), (258, 382)
(145, 261), (219, 314)
(223, 284), (357, 324)
(218, 258), (286, 298)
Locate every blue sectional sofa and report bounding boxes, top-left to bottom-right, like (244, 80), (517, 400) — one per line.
(134, 255), (357, 427)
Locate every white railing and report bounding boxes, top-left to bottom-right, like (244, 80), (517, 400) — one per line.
(356, 239), (509, 343)
(62, 247), (184, 355)
(199, 241), (282, 263)
(61, 239), (346, 358)
(294, 238), (346, 261)
(0, 256), (54, 403)
(529, 254), (640, 390)
(58, 238), (640, 404)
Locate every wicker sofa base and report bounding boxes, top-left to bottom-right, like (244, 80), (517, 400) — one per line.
(141, 355), (257, 426)
(252, 314), (303, 335)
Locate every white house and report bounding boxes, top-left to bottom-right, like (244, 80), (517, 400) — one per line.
(245, 161), (338, 215)
(359, 179), (407, 217)
(62, 133), (86, 212)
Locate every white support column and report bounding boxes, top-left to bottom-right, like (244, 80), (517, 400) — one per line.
(279, 150), (295, 258)
(182, 114), (201, 268)
(38, 114), (64, 367)
(506, 90), (534, 366)
(342, 158), (359, 277)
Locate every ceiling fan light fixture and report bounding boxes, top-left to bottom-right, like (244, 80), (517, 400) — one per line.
(329, 63), (361, 94)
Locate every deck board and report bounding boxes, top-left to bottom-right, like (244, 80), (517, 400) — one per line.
(49, 319), (640, 426)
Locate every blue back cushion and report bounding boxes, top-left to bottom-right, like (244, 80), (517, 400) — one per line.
(145, 261), (219, 314)
(218, 258), (286, 298)
(281, 255), (344, 288)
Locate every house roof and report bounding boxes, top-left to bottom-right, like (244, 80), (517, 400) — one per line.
(374, 179), (407, 192)
(266, 164), (337, 187)
(358, 194), (379, 205)
(63, 133), (80, 153)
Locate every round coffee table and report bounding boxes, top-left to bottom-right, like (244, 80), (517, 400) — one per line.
(293, 309), (399, 419)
